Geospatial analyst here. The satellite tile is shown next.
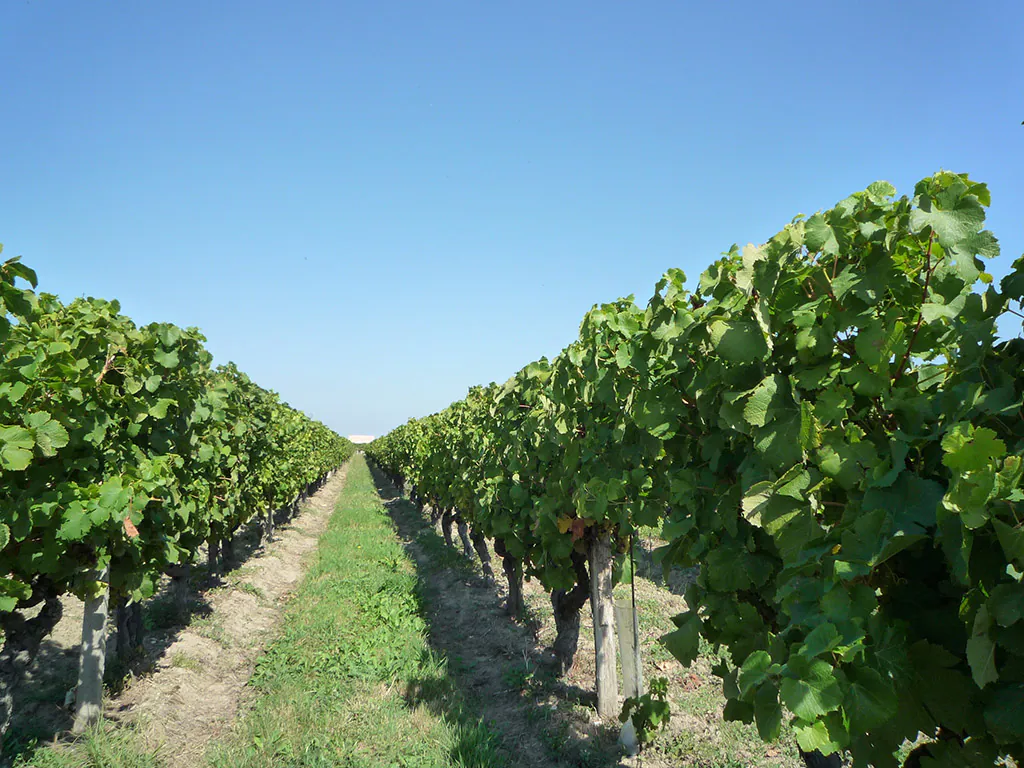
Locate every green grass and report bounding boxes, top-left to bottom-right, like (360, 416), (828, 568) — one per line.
(206, 453), (507, 767)
(16, 722), (161, 768)
(169, 653), (203, 672)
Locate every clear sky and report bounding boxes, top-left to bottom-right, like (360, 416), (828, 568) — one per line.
(1, 1), (1021, 437)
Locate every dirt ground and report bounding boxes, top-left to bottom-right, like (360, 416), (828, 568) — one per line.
(8, 465), (350, 767)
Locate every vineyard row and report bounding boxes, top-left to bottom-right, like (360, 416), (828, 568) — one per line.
(368, 172), (1024, 768)
(0, 251), (354, 743)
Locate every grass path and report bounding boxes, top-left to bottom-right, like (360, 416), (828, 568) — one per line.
(204, 453), (504, 767)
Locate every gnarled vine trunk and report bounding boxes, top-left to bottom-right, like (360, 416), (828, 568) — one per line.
(221, 530), (236, 572)
(798, 749), (844, 768)
(262, 508), (275, 546)
(167, 563), (191, 622)
(455, 515), (474, 559)
(440, 509), (455, 548)
(551, 550), (590, 676)
(113, 596), (144, 662)
(470, 528), (495, 583)
(494, 537), (524, 617)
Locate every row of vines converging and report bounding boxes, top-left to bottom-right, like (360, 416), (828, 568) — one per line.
(0, 250), (353, 742)
(368, 172), (1024, 768)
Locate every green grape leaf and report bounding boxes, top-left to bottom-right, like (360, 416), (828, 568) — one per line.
(709, 319), (769, 364)
(780, 657), (844, 721)
(910, 185), (986, 249)
(98, 478), (130, 516)
(814, 387), (853, 426)
(793, 718), (845, 755)
(754, 682), (783, 742)
(983, 684), (1024, 742)
(966, 633), (998, 688)
(988, 584), (1024, 627)
(0, 426), (34, 470)
(992, 518), (1024, 565)
(1000, 257), (1024, 301)
(148, 398), (175, 419)
(153, 349), (179, 369)
(706, 546), (774, 591)
(57, 506), (92, 541)
(24, 412), (70, 457)
(844, 667), (898, 732)
(744, 375), (781, 428)
(866, 181), (896, 201)
(942, 425), (1006, 473)
(800, 622), (841, 659)
(805, 213), (841, 255)
(738, 650), (773, 696)
(752, 411), (803, 470)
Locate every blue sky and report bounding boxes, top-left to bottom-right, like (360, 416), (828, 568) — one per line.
(1, 1), (1021, 437)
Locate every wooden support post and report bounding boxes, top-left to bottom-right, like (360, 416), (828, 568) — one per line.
(221, 532), (234, 572)
(616, 598), (643, 698)
(589, 533), (618, 720)
(73, 565), (110, 732)
(208, 537), (220, 577)
(616, 597), (643, 755)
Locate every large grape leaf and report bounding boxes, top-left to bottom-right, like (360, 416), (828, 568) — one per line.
(0, 426), (34, 470)
(779, 656), (844, 721)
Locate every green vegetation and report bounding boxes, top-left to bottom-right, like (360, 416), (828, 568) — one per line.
(18, 721), (161, 768)
(0, 249), (351, 744)
(206, 454), (507, 768)
(368, 173), (1024, 766)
